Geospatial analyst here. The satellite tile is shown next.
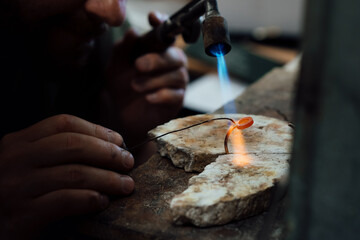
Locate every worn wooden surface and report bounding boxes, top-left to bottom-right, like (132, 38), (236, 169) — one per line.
(57, 67), (297, 240)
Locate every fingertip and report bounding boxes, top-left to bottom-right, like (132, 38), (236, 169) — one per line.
(136, 48), (186, 73)
(176, 88), (186, 96)
(121, 140), (127, 150)
(108, 130), (124, 147)
(122, 150), (135, 170)
(146, 89), (185, 104)
(145, 93), (160, 103)
(172, 89), (185, 103)
(135, 56), (151, 72)
(167, 47), (187, 67)
(176, 47), (188, 67)
(120, 176), (135, 195)
(149, 11), (168, 26)
(99, 194), (110, 210)
(83, 191), (110, 211)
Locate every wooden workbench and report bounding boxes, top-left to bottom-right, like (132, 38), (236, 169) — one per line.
(46, 67), (297, 240)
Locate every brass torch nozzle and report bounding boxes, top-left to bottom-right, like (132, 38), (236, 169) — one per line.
(202, 0), (232, 57)
(133, 0), (232, 58)
(203, 15), (232, 57)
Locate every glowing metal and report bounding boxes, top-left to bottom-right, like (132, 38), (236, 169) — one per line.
(224, 117), (254, 154)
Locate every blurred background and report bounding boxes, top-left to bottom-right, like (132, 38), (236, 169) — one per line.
(120, 0), (304, 114)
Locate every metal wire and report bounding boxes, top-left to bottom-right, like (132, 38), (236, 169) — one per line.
(223, 124), (237, 154)
(127, 117), (236, 152)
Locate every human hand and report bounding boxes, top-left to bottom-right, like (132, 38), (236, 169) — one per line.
(102, 12), (189, 145)
(0, 115), (134, 239)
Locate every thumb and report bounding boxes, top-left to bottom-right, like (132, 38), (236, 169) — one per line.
(148, 11), (169, 27)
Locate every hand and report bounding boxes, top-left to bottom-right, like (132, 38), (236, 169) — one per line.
(0, 114), (134, 239)
(102, 12), (189, 146)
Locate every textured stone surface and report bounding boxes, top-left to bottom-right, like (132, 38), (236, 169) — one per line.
(171, 154), (289, 227)
(149, 114), (292, 172)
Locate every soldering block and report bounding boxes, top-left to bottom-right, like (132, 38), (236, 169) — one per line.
(148, 114), (293, 172)
(170, 153), (289, 227)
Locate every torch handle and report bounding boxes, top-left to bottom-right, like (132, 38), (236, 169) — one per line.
(131, 27), (176, 60)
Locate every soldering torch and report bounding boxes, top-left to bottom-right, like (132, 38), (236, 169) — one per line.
(132, 0), (232, 58)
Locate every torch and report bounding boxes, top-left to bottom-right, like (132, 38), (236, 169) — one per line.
(132, 0), (232, 59)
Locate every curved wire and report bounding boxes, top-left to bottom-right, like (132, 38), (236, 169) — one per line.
(127, 117), (236, 152)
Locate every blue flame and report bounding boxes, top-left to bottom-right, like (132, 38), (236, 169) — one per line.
(210, 44), (237, 114)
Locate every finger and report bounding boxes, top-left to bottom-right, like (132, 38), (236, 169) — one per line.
(27, 164), (134, 197)
(146, 88), (185, 105)
(148, 11), (169, 27)
(132, 67), (188, 93)
(12, 114), (124, 147)
(135, 47), (187, 73)
(31, 189), (109, 225)
(29, 132), (134, 171)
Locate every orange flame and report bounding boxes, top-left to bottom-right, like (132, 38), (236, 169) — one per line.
(223, 117), (254, 167)
(230, 128), (253, 167)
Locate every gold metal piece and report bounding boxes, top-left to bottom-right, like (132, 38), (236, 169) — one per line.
(224, 124), (237, 154)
